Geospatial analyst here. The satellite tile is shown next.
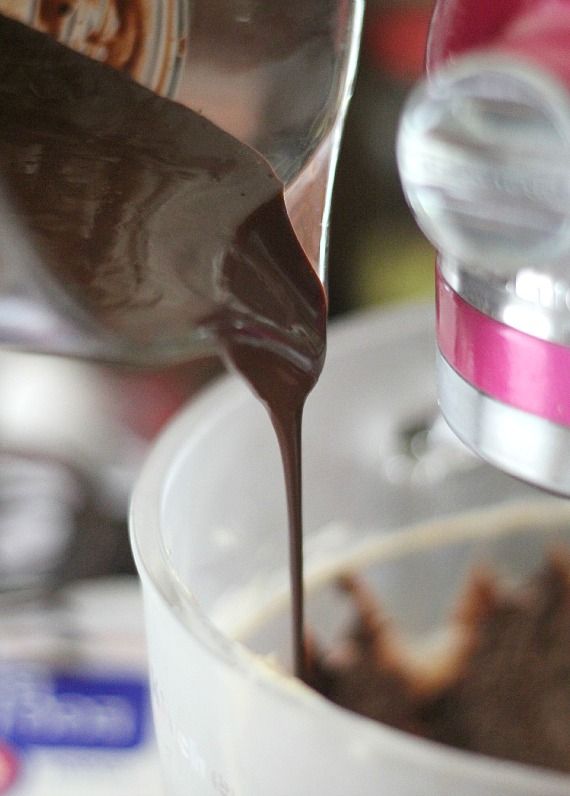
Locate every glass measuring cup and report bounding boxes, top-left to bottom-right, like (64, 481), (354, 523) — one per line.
(0, 0), (363, 363)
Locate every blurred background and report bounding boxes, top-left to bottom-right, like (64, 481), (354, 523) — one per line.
(329, 0), (434, 316)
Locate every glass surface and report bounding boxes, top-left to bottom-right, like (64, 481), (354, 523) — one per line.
(0, 0), (363, 361)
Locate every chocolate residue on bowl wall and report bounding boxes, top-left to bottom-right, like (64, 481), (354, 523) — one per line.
(308, 549), (570, 775)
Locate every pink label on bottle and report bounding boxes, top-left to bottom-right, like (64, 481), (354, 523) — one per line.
(437, 268), (570, 427)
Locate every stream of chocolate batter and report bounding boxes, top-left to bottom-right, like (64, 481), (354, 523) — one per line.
(0, 14), (327, 680)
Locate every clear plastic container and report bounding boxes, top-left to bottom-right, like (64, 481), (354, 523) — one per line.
(131, 303), (570, 796)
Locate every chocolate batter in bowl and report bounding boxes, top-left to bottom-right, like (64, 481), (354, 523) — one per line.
(131, 305), (570, 796)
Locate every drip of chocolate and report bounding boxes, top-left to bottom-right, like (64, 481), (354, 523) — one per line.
(0, 14), (327, 679)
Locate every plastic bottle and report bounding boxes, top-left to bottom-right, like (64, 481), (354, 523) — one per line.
(398, 0), (570, 494)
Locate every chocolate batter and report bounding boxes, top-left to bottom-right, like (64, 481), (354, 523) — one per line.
(0, 14), (326, 679)
(310, 551), (570, 773)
